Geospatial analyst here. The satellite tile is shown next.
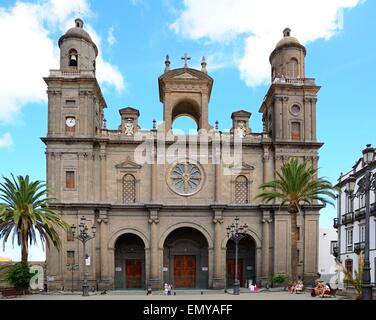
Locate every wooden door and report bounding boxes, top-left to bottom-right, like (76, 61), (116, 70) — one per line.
(227, 259), (244, 287)
(174, 255), (196, 288)
(125, 259), (142, 288)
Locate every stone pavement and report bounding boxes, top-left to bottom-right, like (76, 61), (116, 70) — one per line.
(9, 290), (347, 300)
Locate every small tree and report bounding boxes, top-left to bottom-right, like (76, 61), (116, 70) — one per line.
(272, 274), (289, 287)
(4, 263), (32, 294)
(336, 253), (364, 299)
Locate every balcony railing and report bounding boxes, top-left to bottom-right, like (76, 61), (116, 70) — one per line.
(49, 69), (95, 78)
(333, 218), (339, 229)
(342, 212), (354, 225)
(354, 208), (366, 220)
(272, 77), (316, 86)
(354, 242), (365, 254)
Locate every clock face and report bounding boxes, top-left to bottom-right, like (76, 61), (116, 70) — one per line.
(66, 117), (76, 128)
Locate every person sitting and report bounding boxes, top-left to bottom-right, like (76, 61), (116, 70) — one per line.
(320, 283), (332, 298)
(312, 281), (325, 297)
(292, 278), (304, 294)
(288, 281), (296, 294)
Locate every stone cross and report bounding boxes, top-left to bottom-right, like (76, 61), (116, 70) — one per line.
(181, 53), (191, 68)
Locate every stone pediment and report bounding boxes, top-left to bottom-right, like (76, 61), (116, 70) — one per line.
(231, 110), (252, 118)
(227, 162), (255, 171)
(173, 72), (198, 80)
(115, 157), (142, 170)
(158, 68), (214, 103)
(159, 68), (213, 82)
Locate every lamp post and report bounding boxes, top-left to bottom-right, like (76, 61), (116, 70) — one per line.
(66, 263), (79, 292)
(347, 144), (375, 300)
(226, 216), (249, 295)
(71, 216), (97, 297)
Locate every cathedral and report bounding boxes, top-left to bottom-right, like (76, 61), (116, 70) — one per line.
(43, 19), (322, 291)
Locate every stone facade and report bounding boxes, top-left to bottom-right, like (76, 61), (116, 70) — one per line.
(43, 21), (323, 291)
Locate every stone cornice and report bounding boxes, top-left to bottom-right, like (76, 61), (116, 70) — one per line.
(48, 202), (325, 212)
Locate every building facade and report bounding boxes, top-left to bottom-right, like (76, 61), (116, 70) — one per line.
(318, 228), (337, 284)
(43, 20), (323, 291)
(334, 144), (376, 287)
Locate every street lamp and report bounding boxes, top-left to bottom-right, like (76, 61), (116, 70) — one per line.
(66, 263), (79, 292)
(226, 216), (249, 295)
(350, 144), (376, 300)
(71, 216), (97, 296)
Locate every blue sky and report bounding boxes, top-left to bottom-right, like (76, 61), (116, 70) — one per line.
(0, 0), (375, 260)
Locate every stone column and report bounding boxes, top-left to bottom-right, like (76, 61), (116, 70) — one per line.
(311, 98), (317, 141)
(98, 210), (109, 288)
(212, 206), (226, 289)
(78, 153), (85, 201)
(148, 206), (161, 290)
(55, 152), (62, 200)
(282, 96), (289, 140)
(273, 97), (283, 139)
(99, 144), (107, 202)
(261, 212), (272, 284)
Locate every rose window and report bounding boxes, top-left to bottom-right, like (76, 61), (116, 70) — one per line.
(169, 162), (202, 195)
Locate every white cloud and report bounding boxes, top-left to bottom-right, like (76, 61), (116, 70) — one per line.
(0, 133), (14, 149)
(170, 0), (364, 86)
(0, 0), (125, 124)
(107, 27), (116, 46)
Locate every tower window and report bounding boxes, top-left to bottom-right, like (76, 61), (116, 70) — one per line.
(123, 174), (136, 203)
(287, 58), (298, 78)
(291, 122), (301, 141)
(66, 171), (75, 189)
(69, 49), (78, 67)
(67, 251), (75, 265)
(235, 175), (249, 204)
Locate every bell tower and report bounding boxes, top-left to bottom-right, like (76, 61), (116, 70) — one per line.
(158, 55), (214, 132)
(260, 28), (320, 143)
(44, 18), (106, 138)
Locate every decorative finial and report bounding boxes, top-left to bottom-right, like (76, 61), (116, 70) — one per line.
(164, 54), (171, 73)
(283, 27), (291, 37)
(103, 118), (107, 129)
(215, 120), (219, 131)
(181, 53), (191, 68)
(201, 56), (207, 73)
(152, 119), (156, 130)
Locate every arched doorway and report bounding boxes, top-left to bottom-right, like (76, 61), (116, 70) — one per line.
(163, 227), (208, 289)
(226, 235), (256, 288)
(114, 233), (146, 289)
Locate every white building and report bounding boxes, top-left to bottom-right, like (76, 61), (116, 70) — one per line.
(318, 228), (337, 284)
(335, 144), (376, 290)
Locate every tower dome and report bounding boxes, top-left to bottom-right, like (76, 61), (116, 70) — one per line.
(269, 28), (306, 81)
(58, 18), (98, 71)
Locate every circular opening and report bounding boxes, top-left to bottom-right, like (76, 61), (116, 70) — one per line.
(290, 104), (301, 115)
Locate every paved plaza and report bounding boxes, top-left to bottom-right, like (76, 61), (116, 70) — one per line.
(9, 290), (347, 300)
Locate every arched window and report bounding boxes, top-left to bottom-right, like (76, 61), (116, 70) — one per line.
(235, 175), (249, 204)
(287, 58), (298, 78)
(69, 49), (78, 67)
(123, 174), (136, 203)
(291, 122), (301, 141)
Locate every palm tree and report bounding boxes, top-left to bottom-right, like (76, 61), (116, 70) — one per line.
(256, 158), (337, 281)
(0, 174), (68, 266)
